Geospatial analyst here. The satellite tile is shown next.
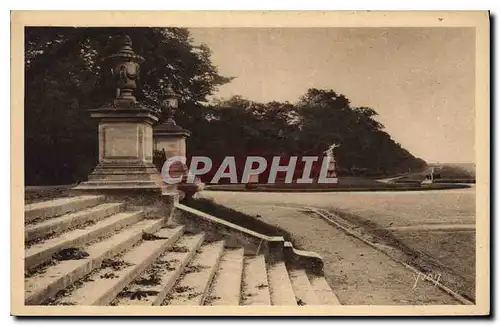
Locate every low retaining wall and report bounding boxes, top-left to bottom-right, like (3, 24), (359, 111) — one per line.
(205, 183), (471, 193)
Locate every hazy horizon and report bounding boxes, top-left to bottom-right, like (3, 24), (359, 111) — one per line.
(189, 27), (476, 164)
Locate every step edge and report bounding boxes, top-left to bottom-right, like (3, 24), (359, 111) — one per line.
(25, 203), (125, 242)
(267, 261), (298, 306)
(199, 241), (226, 305)
(167, 240), (225, 306)
(206, 247), (245, 306)
(152, 233), (206, 306)
(288, 268), (321, 306)
(88, 226), (186, 306)
(25, 195), (105, 222)
(25, 211), (145, 271)
(308, 275), (342, 305)
(25, 218), (163, 305)
(241, 255), (271, 306)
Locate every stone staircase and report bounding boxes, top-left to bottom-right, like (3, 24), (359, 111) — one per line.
(24, 195), (340, 306)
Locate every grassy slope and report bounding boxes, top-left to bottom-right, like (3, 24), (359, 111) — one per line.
(183, 197), (300, 248)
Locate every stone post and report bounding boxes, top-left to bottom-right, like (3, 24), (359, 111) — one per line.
(74, 35), (165, 194)
(153, 85), (204, 199)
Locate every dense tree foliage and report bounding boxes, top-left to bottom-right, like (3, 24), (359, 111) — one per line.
(196, 91), (426, 179)
(25, 27), (425, 185)
(25, 27), (232, 184)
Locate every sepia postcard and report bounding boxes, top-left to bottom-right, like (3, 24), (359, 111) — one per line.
(11, 10), (490, 316)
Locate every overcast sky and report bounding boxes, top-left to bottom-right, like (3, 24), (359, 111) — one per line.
(189, 27), (475, 164)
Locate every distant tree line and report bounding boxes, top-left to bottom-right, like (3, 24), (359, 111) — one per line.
(24, 27), (426, 185)
(189, 92), (426, 182)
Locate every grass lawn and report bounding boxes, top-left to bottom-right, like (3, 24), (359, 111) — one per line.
(393, 230), (476, 300)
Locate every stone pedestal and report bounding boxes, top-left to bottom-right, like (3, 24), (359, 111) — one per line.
(327, 158), (338, 179)
(74, 105), (167, 194)
(154, 128), (189, 159)
(153, 122), (204, 198)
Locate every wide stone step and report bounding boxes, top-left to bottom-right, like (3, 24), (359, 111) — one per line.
(288, 268), (321, 305)
(25, 218), (164, 305)
(205, 248), (245, 305)
(308, 275), (341, 305)
(25, 210), (144, 270)
(267, 261), (298, 306)
(25, 203), (124, 243)
(57, 226), (185, 306)
(166, 240), (225, 306)
(75, 181), (162, 190)
(241, 255), (271, 305)
(116, 232), (206, 306)
(25, 195), (105, 224)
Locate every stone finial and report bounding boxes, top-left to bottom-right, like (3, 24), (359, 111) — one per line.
(104, 34), (145, 103)
(118, 34), (134, 54)
(161, 83), (179, 123)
